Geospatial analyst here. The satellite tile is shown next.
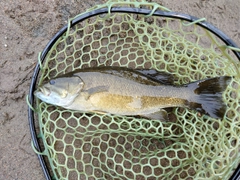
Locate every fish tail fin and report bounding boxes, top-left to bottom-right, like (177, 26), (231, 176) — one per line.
(187, 76), (232, 119)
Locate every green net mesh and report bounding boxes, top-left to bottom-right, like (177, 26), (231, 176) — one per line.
(35, 1), (240, 179)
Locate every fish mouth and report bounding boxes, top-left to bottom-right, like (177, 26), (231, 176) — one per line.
(38, 87), (51, 96)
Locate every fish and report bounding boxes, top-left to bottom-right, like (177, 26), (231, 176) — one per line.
(34, 66), (232, 120)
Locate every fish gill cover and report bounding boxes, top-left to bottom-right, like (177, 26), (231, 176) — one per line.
(31, 0), (240, 179)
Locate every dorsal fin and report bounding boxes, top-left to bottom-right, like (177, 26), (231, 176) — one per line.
(136, 69), (174, 85)
(57, 66), (175, 86)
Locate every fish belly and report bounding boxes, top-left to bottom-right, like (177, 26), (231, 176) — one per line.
(88, 92), (187, 115)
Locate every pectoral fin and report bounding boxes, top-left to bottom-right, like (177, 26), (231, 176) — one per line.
(142, 109), (169, 121)
(127, 97), (142, 109)
(83, 86), (109, 100)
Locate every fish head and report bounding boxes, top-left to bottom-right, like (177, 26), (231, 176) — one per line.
(34, 75), (84, 107)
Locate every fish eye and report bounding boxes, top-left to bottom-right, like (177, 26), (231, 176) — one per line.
(49, 80), (55, 85)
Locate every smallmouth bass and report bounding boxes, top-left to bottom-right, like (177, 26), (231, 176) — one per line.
(34, 66), (232, 120)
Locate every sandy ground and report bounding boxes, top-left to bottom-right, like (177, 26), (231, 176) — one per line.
(0, 0), (239, 179)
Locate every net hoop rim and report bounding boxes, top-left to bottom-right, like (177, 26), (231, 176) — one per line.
(28, 7), (240, 180)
